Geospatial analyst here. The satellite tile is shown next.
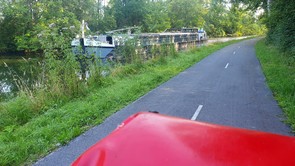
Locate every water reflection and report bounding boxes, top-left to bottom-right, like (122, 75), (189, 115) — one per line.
(0, 81), (11, 93)
(0, 57), (41, 101)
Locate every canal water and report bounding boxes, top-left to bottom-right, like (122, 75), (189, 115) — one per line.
(0, 57), (41, 101)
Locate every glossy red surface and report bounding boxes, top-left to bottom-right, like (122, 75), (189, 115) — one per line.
(72, 112), (295, 166)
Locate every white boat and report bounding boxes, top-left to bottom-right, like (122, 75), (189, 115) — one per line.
(71, 35), (115, 59)
(71, 20), (115, 59)
(71, 20), (207, 59)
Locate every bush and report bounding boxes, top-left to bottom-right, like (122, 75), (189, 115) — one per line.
(266, 0), (295, 58)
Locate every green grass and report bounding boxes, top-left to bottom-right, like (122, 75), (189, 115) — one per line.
(255, 39), (295, 132)
(0, 39), (247, 165)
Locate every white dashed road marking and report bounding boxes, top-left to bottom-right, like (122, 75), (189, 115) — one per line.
(191, 105), (203, 120)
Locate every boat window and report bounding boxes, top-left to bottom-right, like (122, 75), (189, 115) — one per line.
(106, 36), (113, 44)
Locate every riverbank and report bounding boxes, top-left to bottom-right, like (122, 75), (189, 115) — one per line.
(0, 39), (251, 165)
(255, 39), (295, 132)
(0, 57), (41, 101)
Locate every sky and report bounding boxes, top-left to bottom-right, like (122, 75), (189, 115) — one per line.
(100, 0), (110, 6)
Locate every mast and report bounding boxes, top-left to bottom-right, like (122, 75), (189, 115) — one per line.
(267, 0), (271, 16)
(80, 20), (86, 55)
(81, 20), (85, 39)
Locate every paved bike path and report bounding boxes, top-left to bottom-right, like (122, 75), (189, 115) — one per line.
(35, 38), (292, 166)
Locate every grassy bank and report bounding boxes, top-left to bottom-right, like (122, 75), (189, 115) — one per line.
(255, 39), (295, 132)
(0, 39), (246, 165)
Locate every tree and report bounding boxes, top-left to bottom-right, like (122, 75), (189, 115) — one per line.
(168, 0), (207, 28)
(266, 0), (295, 56)
(0, 1), (31, 52)
(143, 0), (171, 32)
(14, 0), (80, 52)
(231, 0), (268, 11)
(226, 3), (244, 36)
(111, 0), (149, 28)
(87, 4), (117, 33)
(61, 0), (97, 22)
(204, 0), (228, 37)
(234, 0), (295, 56)
(0, 0), (100, 53)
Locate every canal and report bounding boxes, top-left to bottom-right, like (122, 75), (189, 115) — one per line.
(0, 56), (41, 101)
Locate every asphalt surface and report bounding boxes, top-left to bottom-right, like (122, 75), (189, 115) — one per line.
(34, 38), (292, 166)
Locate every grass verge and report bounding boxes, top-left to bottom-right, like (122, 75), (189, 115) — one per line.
(0, 39), (247, 165)
(255, 39), (295, 132)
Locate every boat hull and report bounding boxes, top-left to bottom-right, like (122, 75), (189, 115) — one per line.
(72, 46), (114, 59)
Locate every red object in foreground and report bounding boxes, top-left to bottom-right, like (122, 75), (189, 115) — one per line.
(72, 112), (295, 166)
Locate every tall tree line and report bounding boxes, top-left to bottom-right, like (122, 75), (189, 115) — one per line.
(266, 0), (295, 57)
(234, 0), (295, 57)
(0, 0), (265, 53)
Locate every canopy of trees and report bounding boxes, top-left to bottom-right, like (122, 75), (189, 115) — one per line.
(0, 0), (266, 53)
(235, 0), (295, 57)
(266, 0), (295, 57)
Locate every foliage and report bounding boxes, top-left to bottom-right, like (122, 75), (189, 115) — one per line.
(111, 0), (149, 28)
(204, 1), (228, 37)
(89, 6), (117, 34)
(0, 0), (266, 52)
(142, 1), (171, 32)
(204, 1), (266, 37)
(0, 0), (84, 52)
(169, 0), (207, 28)
(234, 0), (295, 58)
(115, 36), (141, 64)
(15, 1), (80, 52)
(231, 0), (268, 11)
(266, 0), (295, 57)
(0, 1), (29, 52)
